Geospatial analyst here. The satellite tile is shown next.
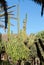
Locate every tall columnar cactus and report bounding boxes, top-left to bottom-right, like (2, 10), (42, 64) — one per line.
(22, 13), (27, 40)
(23, 13), (27, 34)
(7, 16), (10, 40)
(17, 4), (20, 34)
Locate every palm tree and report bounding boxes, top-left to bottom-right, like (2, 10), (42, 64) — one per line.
(32, 0), (44, 16)
(34, 40), (44, 65)
(0, 0), (8, 29)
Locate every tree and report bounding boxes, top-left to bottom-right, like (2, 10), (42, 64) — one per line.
(34, 31), (44, 65)
(21, 0), (44, 16)
(0, 0), (8, 29)
(32, 0), (44, 16)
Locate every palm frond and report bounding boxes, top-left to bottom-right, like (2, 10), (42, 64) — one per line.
(32, 0), (44, 16)
(0, 0), (8, 28)
(32, 0), (44, 4)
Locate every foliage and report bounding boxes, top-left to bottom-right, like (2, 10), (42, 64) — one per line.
(28, 33), (36, 47)
(0, 30), (44, 64)
(0, 42), (2, 52)
(36, 31), (44, 40)
(2, 35), (30, 63)
(29, 43), (37, 58)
